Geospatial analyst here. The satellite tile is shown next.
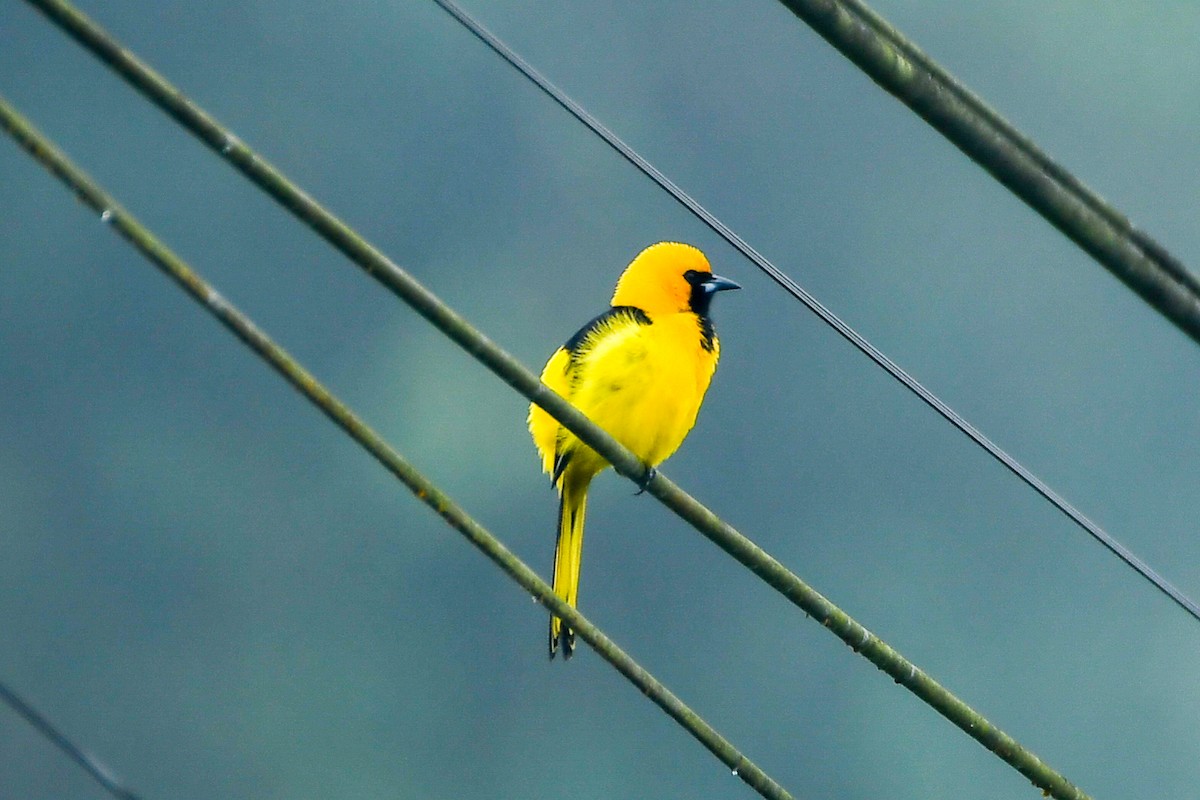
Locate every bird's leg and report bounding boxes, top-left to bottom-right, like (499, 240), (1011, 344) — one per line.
(635, 465), (658, 495)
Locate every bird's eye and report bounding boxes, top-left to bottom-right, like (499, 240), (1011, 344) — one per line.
(682, 270), (704, 285)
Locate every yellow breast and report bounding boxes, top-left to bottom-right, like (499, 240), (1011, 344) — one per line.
(535, 311), (718, 480)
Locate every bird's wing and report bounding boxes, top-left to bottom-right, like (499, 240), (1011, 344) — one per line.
(529, 346), (571, 478)
(528, 306), (653, 481)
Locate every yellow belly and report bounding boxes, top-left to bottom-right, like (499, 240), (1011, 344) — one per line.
(553, 312), (718, 478)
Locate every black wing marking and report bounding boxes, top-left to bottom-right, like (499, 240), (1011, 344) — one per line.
(550, 305), (652, 483)
(564, 305), (652, 357)
(552, 450), (571, 486)
(698, 317), (717, 353)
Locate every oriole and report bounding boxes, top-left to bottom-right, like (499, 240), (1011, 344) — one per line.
(528, 242), (739, 659)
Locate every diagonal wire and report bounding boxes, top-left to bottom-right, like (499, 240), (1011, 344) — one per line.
(0, 95), (794, 800)
(1, 23), (1095, 799)
(426, 0), (1200, 624)
(0, 680), (142, 800)
(775, 0), (1200, 326)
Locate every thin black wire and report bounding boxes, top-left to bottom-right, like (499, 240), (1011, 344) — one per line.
(0, 680), (142, 800)
(430, 0), (1200, 623)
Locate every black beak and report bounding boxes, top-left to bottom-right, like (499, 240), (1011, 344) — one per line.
(702, 274), (741, 293)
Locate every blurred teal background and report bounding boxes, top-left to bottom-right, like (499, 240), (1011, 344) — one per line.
(2, 2), (1199, 797)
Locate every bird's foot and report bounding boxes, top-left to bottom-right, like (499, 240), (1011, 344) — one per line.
(635, 466), (658, 495)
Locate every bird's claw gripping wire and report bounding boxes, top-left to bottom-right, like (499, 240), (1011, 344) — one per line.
(635, 466), (657, 495)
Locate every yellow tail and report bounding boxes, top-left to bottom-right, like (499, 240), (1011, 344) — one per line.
(549, 475), (589, 659)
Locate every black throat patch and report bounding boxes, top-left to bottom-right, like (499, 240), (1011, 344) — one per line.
(683, 271), (719, 352)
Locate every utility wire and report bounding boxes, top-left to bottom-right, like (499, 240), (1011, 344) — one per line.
(2, 22), (1094, 798)
(0, 95), (793, 800)
(424, 3), (1200, 621)
(0, 679), (142, 800)
(775, 0), (1200, 328)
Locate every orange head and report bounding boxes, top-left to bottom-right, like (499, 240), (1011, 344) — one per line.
(610, 242), (740, 316)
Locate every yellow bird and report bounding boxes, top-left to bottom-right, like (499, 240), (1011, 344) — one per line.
(528, 242), (739, 659)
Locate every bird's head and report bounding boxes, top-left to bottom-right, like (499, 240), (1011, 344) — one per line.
(611, 242), (740, 317)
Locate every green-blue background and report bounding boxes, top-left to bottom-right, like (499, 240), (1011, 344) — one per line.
(2, 2), (1198, 797)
